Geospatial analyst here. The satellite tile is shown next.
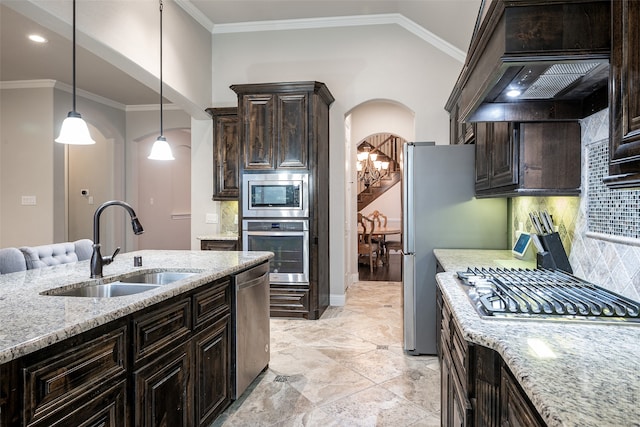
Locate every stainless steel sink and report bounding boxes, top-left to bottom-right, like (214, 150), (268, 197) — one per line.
(49, 282), (160, 297)
(119, 271), (198, 285)
(42, 271), (200, 298)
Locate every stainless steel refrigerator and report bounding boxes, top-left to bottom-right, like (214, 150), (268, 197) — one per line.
(402, 142), (507, 355)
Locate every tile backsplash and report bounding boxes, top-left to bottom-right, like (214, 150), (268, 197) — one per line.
(510, 109), (640, 301)
(220, 201), (238, 235)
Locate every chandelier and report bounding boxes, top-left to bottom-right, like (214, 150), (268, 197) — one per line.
(357, 144), (389, 187)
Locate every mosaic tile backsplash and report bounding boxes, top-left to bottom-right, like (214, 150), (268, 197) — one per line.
(513, 109), (640, 301)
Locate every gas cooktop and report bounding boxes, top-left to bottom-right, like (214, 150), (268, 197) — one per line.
(456, 268), (640, 325)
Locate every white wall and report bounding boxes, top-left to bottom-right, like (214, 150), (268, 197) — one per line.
(201, 24), (463, 304)
(0, 87), (58, 246)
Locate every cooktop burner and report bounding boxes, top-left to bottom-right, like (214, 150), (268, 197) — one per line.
(456, 268), (640, 324)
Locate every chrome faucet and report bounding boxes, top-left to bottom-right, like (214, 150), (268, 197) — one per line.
(90, 200), (144, 278)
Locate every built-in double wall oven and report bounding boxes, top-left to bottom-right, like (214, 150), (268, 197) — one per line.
(242, 172), (310, 285)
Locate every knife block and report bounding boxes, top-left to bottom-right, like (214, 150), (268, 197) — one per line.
(537, 232), (572, 273)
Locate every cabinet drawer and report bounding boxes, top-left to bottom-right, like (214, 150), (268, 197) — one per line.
(132, 298), (192, 363)
(200, 240), (238, 251)
(27, 380), (127, 427)
(193, 278), (231, 330)
(23, 326), (127, 425)
(269, 286), (310, 317)
(451, 321), (468, 383)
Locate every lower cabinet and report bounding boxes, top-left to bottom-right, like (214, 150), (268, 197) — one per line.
(0, 273), (240, 427)
(133, 342), (193, 427)
(200, 239), (238, 251)
(439, 295), (546, 427)
(193, 316), (232, 427)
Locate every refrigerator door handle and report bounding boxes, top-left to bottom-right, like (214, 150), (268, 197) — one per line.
(403, 143), (414, 254)
(402, 254), (416, 352)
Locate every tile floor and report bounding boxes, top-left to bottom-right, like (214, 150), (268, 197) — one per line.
(213, 280), (441, 426)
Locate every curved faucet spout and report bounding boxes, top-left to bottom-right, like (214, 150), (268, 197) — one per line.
(91, 200), (144, 278)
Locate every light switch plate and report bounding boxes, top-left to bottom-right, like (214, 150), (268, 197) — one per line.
(21, 196), (36, 205)
(206, 213), (218, 224)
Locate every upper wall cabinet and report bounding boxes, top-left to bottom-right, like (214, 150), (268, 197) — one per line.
(231, 82), (335, 171)
(206, 107), (240, 200)
(604, 0), (640, 188)
(475, 121), (581, 197)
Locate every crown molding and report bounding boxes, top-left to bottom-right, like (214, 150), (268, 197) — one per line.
(1, 79), (127, 110)
(210, 13), (465, 62)
(174, 1), (466, 62)
(175, 0), (215, 32)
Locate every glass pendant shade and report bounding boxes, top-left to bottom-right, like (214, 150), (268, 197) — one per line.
(148, 136), (175, 160)
(55, 112), (96, 145)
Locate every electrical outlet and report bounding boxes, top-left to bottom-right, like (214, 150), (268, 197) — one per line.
(206, 213), (218, 224)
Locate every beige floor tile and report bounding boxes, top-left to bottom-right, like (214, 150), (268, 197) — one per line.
(213, 281), (441, 426)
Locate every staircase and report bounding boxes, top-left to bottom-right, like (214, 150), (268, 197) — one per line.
(357, 134), (404, 212)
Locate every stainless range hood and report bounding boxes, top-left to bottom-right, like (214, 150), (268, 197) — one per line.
(448, 0), (611, 123)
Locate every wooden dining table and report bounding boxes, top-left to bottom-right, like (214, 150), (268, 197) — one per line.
(358, 226), (402, 265)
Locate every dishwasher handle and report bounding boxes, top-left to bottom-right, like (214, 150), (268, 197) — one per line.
(235, 261), (270, 290)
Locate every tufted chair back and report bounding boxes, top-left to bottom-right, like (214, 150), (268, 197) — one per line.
(0, 247), (27, 274)
(19, 239), (94, 270)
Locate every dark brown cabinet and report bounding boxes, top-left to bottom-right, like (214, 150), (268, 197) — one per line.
(231, 82), (334, 320)
(133, 343), (193, 427)
(440, 290), (473, 427)
(475, 121), (581, 197)
(14, 323), (128, 427)
(0, 274), (238, 427)
(206, 107), (240, 200)
(231, 82), (333, 172)
(200, 239), (238, 251)
(439, 295), (546, 427)
(605, 0), (640, 188)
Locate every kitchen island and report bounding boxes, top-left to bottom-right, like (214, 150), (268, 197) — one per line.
(434, 249), (640, 427)
(0, 249), (272, 426)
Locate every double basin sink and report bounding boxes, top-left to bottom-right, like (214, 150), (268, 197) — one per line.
(42, 271), (199, 298)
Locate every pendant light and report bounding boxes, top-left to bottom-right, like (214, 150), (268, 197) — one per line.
(148, 0), (175, 160)
(55, 0), (95, 145)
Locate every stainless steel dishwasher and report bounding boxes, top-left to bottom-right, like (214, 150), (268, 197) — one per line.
(233, 261), (270, 399)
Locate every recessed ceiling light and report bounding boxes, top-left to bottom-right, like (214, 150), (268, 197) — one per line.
(506, 89), (521, 98)
(28, 34), (48, 43)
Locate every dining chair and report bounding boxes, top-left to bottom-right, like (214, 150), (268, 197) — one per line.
(358, 213), (380, 273)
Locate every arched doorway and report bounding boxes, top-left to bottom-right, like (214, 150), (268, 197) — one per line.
(345, 100), (415, 286)
(356, 132), (405, 281)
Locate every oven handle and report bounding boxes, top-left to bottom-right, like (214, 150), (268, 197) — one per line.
(244, 231), (308, 237)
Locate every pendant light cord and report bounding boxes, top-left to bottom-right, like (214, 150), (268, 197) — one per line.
(159, 0), (164, 138)
(72, 0), (77, 113)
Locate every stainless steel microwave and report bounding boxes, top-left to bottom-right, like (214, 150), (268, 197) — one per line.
(242, 173), (309, 218)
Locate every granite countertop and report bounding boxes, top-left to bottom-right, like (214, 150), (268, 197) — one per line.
(197, 234), (239, 241)
(434, 249), (640, 427)
(0, 249), (271, 364)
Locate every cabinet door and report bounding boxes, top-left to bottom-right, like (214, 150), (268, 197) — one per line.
(440, 336), (452, 427)
(277, 93), (308, 169)
(475, 122), (490, 190)
(607, 0), (640, 187)
(193, 316), (231, 426)
(210, 108), (240, 200)
(490, 122), (518, 189)
(500, 366), (544, 427)
(243, 94), (276, 170)
(133, 343), (193, 427)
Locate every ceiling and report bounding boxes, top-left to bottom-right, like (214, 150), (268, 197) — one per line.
(0, 0), (481, 107)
